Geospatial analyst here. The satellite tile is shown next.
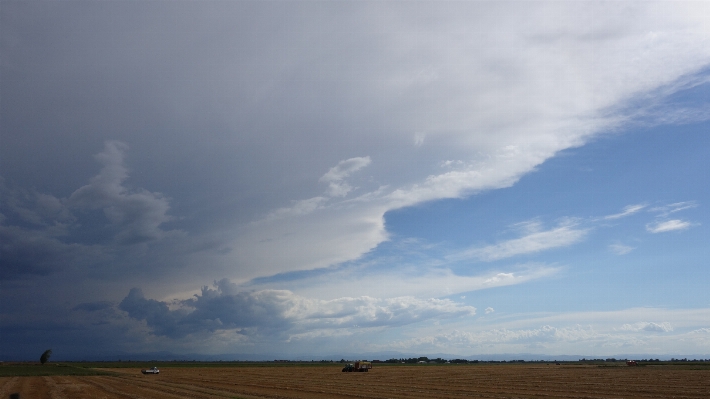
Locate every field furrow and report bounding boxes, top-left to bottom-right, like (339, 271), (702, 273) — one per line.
(0, 377), (20, 398)
(1, 364), (708, 398)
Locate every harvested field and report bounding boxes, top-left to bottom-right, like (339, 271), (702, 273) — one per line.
(1, 364), (709, 398)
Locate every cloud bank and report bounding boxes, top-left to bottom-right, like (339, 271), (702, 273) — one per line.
(1, 1), (709, 359)
(119, 281), (476, 339)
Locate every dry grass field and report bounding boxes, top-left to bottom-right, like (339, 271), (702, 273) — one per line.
(1, 363), (709, 399)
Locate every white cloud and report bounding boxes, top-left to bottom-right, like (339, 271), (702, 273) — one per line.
(414, 132), (426, 147)
(299, 295), (476, 330)
(120, 282), (476, 338)
(319, 157), (371, 198)
(232, 203), (390, 280)
(265, 197), (328, 221)
(649, 201), (698, 217)
(646, 219), (693, 233)
(485, 307), (495, 314)
(376, 308), (710, 355)
(211, 2), (710, 283)
(453, 222), (587, 262)
(609, 243), (635, 255)
(243, 264), (560, 300)
(382, 325), (602, 352)
(440, 160), (464, 168)
(621, 322), (673, 333)
(603, 204), (646, 220)
(643, 201), (698, 233)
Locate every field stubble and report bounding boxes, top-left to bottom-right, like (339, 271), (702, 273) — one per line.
(1, 364), (709, 399)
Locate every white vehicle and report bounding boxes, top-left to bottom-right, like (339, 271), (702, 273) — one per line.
(141, 366), (160, 374)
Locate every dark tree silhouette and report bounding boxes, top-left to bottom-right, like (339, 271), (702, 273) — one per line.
(40, 349), (52, 365)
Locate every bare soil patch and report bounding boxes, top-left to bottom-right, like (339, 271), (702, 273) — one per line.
(1, 364), (708, 398)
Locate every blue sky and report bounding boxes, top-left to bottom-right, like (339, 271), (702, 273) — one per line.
(1, 1), (710, 360)
(404, 122), (709, 311)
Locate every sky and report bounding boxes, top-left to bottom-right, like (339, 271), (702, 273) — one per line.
(1, 1), (710, 360)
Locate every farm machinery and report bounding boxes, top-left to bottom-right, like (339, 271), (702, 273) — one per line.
(342, 361), (372, 372)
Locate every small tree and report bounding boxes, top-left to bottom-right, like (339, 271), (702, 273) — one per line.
(40, 349), (52, 365)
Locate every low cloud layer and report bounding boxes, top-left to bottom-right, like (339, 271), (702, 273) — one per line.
(119, 281), (476, 339)
(621, 322), (674, 333)
(376, 308), (710, 355)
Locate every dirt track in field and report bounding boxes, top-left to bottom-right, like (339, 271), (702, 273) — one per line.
(1, 364), (709, 399)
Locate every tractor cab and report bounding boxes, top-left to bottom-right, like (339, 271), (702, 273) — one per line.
(342, 361), (372, 372)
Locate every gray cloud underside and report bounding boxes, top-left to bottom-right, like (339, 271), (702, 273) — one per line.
(0, 142), (184, 281)
(118, 280), (476, 339)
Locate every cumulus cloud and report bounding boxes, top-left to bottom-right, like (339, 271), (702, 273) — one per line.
(646, 219), (693, 233)
(68, 141), (180, 244)
(0, 142), (189, 281)
(385, 308), (710, 354)
(299, 295), (475, 329)
(485, 307), (495, 314)
(119, 281), (475, 338)
(621, 322), (673, 333)
(119, 288), (192, 337)
(384, 324), (602, 352)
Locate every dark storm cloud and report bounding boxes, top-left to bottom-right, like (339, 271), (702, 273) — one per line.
(119, 288), (191, 338)
(0, 182), (73, 227)
(67, 141), (181, 245)
(73, 301), (114, 312)
(0, 295), (150, 361)
(0, 225), (85, 279)
(0, 141), (182, 280)
(0, 178), (98, 279)
(118, 285), (298, 338)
